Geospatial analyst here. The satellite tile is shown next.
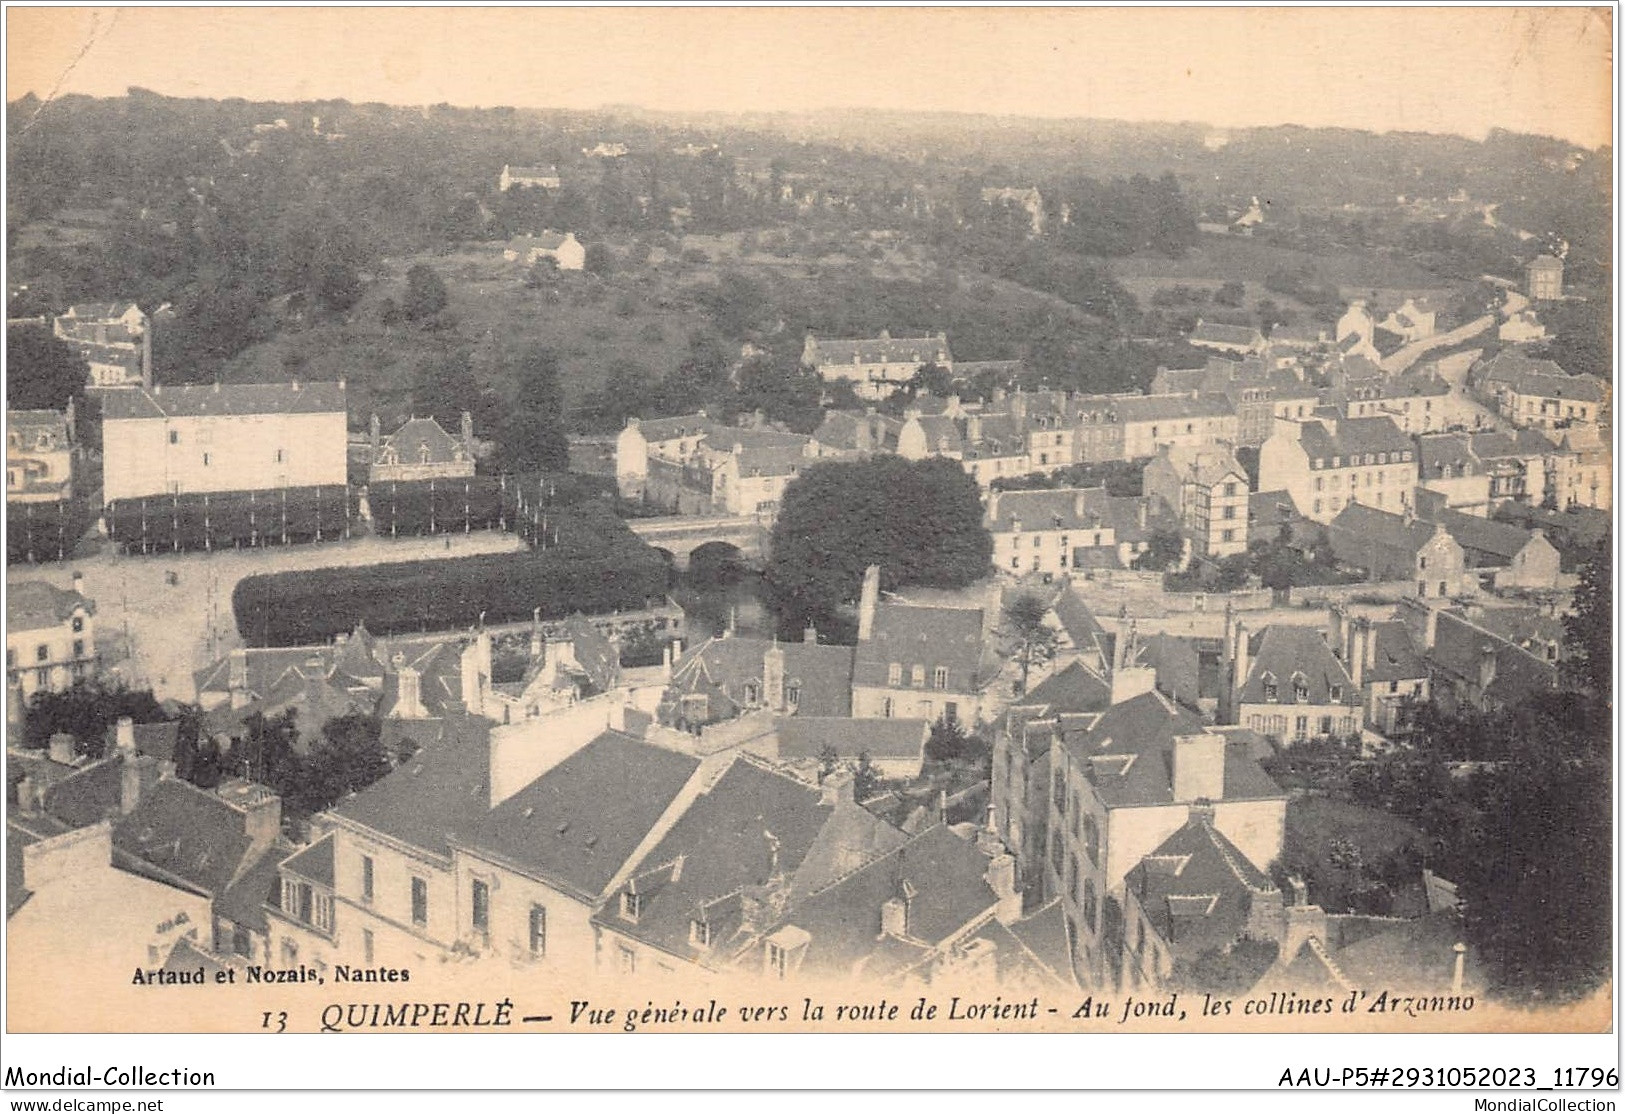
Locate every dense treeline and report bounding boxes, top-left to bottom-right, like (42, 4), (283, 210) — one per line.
(106, 485), (354, 553)
(232, 503), (666, 645)
(8, 497), (94, 563)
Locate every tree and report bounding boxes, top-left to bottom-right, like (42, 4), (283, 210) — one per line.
(1564, 548), (1610, 702)
(1133, 528), (1185, 572)
(7, 324), (88, 411)
(21, 680), (166, 758)
(281, 713), (392, 818)
(1213, 281), (1246, 308)
(583, 243), (615, 277)
(853, 751), (879, 801)
(1004, 593), (1056, 695)
(402, 263), (449, 320)
(767, 456), (993, 636)
(499, 347), (570, 471)
(409, 346), (482, 431)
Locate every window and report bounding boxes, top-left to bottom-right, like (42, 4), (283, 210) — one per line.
(620, 891), (642, 922)
(911, 665), (925, 687)
(1329, 685), (1343, 702)
(618, 944), (637, 975)
(1262, 674), (1278, 702)
(765, 941), (789, 980)
(35, 644), (48, 663)
(786, 685), (800, 710)
(933, 666), (948, 690)
(1223, 482), (1237, 497)
(887, 663), (902, 686)
(71, 616), (83, 633)
(1418, 580), (1427, 597)
(411, 877), (428, 927)
(1083, 879), (1098, 931)
(1010, 557), (1020, 569)
(361, 856), (374, 904)
(1319, 716), (1333, 735)
(1082, 814), (1100, 867)
(471, 880), (490, 936)
(743, 682), (760, 705)
(71, 640), (84, 659)
(1222, 505), (1236, 520)
(202, 452), (210, 467)
(1221, 529), (1235, 543)
(1294, 716), (1309, 739)
(529, 905), (547, 957)
(168, 430), (178, 445)
(690, 918), (711, 949)
(1389, 681), (1400, 694)
(881, 697), (894, 719)
(1438, 581), (1447, 598)
(275, 448), (285, 464)
(920, 700), (933, 720)
(944, 702), (958, 723)
(1032, 535), (1041, 548)
(1292, 675), (1309, 703)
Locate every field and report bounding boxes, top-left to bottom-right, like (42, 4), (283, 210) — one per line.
(1108, 233), (1458, 313)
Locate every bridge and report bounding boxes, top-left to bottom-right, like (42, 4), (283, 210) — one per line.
(627, 514), (771, 569)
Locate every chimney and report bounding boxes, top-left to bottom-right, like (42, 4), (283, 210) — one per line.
(71, 571), (85, 598)
(115, 716), (136, 756)
(985, 852), (1023, 926)
(965, 413), (982, 442)
(397, 666), (424, 718)
(229, 647), (249, 692)
(1138, 499), (1147, 531)
(1279, 876), (1328, 963)
(881, 882), (915, 938)
(762, 642), (786, 712)
(803, 626), (818, 645)
(661, 642), (674, 681)
(1477, 645), (1498, 697)
(1346, 619), (1366, 688)
(48, 733), (76, 765)
(1289, 876), (1309, 907)
(820, 768), (855, 807)
(369, 413), (381, 457)
(241, 789), (282, 851)
(1111, 666), (1156, 706)
(1231, 621), (1251, 712)
(1172, 733), (1226, 803)
(856, 565), (881, 642)
(530, 608), (544, 661)
(986, 490), (1001, 523)
(15, 775), (36, 815)
(1452, 942), (1467, 994)
(460, 410), (475, 453)
(1073, 490), (1087, 519)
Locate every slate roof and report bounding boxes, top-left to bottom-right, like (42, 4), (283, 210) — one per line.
(632, 413), (721, 446)
(464, 731), (699, 900)
(1061, 691), (1285, 808)
(1417, 432), (1481, 479)
(1429, 611), (1558, 706)
(789, 825), (997, 980)
(101, 383), (346, 421)
(807, 334), (952, 368)
(1132, 633), (1204, 709)
(1050, 585), (1111, 661)
(280, 833), (335, 887)
(377, 416), (466, 464)
(854, 603), (988, 693)
(591, 758), (838, 962)
(986, 487), (1111, 532)
(812, 410), (902, 453)
(1237, 626), (1358, 707)
(1105, 495), (1181, 544)
(1191, 322), (1264, 348)
(1016, 661), (1111, 716)
(1296, 417), (1413, 463)
(1424, 508), (1543, 565)
(111, 779), (269, 898)
(7, 409), (70, 447)
(7, 581), (93, 632)
(42, 756), (128, 829)
(1476, 352), (1606, 403)
(774, 717), (930, 761)
(1005, 898), (1076, 985)
(7, 822), (40, 916)
(554, 614), (620, 693)
(665, 636), (855, 719)
(1152, 443), (1247, 487)
(216, 841), (293, 933)
(330, 715), (493, 860)
(1360, 622), (1429, 684)
(1126, 815), (1279, 961)
(1112, 393), (1236, 424)
(1326, 502), (1450, 570)
(509, 231), (574, 252)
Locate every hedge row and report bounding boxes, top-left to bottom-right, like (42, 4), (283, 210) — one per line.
(8, 498), (94, 563)
(106, 486), (354, 553)
(365, 476), (511, 537)
(232, 504), (668, 646)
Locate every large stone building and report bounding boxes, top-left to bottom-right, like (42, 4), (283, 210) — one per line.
(1258, 414), (1416, 525)
(7, 578), (96, 704)
(802, 331), (953, 401)
(101, 382), (348, 501)
(368, 413), (476, 483)
(53, 303), (151, 389)
(1142, 442), (1250, 557)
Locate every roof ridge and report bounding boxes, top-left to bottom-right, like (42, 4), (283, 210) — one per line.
(1201, 820), (1276, 895)
(1301, 933), (1358, 993)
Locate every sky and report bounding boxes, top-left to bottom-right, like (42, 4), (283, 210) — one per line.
(5, 6), (1615, 148)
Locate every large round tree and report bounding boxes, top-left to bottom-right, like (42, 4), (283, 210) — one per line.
(768, 455), (992, 637)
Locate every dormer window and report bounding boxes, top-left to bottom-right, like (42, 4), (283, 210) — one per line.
(1263, 673), (1278, 703)
(620, 891), (642, 923)
(1330, 685), (1343, 702)
(911, 665), (926, 687)
(690, 918), (712, 949)
(786, 685), (801, 710)
(743, 682), (760, 705)
(887, 663), (902, 686)
(933, 666), (948, 690)
(1292, 674), (1309, 703)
